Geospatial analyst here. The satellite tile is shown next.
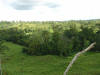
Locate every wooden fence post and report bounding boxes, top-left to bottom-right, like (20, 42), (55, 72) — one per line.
(64, 42), (96, 75)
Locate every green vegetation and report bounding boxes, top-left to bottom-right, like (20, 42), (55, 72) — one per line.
(1, 42), (100, 75)
(0, 20), (100, 74)
(0, 20), (100, 56)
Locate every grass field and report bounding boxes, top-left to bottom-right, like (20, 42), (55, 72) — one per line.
(1, 42), (100, 75)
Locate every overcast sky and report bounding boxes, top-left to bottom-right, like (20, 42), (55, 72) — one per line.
(0, 0), (100, 21)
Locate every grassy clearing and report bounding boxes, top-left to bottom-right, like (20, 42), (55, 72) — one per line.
(1, 42), (100, 75)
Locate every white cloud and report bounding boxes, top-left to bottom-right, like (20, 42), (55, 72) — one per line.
(2, 0), (60, 10)
(0, 0), (100, 21)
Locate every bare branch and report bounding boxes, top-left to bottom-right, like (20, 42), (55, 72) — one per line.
(64, 42), (96, 75)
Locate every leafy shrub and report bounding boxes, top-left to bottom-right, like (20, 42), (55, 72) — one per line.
(0, 21), (100, 56)
(94, 31), (100, 51)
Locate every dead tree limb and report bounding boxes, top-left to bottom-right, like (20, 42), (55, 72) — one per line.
(64, 42), (96, 75)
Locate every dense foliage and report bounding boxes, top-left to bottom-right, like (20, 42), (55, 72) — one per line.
(0, 40), (8, 54)
(0, 20), (100, 56)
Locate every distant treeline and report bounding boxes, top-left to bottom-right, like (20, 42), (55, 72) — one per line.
(0, 20), (100, 56)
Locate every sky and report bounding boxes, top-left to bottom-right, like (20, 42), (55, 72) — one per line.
(0, 0), (100, 21)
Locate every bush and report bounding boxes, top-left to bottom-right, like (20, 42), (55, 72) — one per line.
(94, 31), (100, 51)
(1, 21), (99, 56)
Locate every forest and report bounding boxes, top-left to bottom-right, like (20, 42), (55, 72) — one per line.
(0, 20), (100, 56)
(0, 20), (100, 75)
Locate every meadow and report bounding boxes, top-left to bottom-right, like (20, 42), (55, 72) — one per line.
(0, 20), (100, 75)
(1, 42), (100, 75)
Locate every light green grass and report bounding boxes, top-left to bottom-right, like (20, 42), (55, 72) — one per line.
(1, 42), (100, 75)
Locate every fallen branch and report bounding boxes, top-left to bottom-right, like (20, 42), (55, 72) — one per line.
(64, 42), (96, 75)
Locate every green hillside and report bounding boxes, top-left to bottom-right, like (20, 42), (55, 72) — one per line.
(1, 42), (100, 75)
